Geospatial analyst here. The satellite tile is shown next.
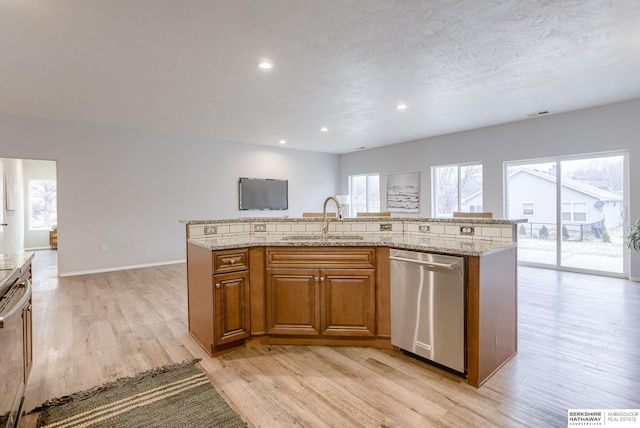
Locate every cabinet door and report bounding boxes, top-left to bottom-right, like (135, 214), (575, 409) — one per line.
(321, 269), (376, 336)
(214, 271), (251, 346)
(266, 269), (320, 335)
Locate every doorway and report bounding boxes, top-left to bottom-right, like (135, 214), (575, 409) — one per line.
(505, 152), (627, 277)
(0, 158), (57, 254)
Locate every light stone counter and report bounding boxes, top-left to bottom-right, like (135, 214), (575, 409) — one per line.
(0, 252), (35, 271)
(180, 217), (525, 225)
(0, 252), (34, 295)
(183, 217), (525, 257)
(188, 234), (515, 257)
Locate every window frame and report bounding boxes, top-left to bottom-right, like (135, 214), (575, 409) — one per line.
(431, 162), (483, 217)
(562, 202), (587, 222)
(348, 172), (380, 217)
(28, 178), (57, 231)
(523, 202), (535, 216)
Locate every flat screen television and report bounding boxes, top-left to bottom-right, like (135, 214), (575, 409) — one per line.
(238, 177), (288, 210)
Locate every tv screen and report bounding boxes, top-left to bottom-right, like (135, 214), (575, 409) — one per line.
(239, 178), (288, 210)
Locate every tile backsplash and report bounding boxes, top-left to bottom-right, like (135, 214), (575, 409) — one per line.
(185, 218), (519, 243)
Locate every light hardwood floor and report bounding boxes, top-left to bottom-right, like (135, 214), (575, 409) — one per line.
(21, 250), (640, 427)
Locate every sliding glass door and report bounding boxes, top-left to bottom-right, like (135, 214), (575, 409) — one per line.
(506, 152), (627, 276)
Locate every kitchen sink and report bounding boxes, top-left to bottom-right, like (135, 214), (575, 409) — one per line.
(280, 235), (365, 241)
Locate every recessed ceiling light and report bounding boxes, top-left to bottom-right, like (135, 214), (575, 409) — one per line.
(320, 127), (328, 132)
(396, 103), (407, 111)
(257, 60), (273, 70)
(279, 139), (286, 145)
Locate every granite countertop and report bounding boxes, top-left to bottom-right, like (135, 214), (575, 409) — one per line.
(188, 234), (515, 257)
(181, 217), (526, 225)
(0, 252), (35, 285)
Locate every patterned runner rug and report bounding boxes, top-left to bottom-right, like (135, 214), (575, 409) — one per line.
(30, 360), (246, 428)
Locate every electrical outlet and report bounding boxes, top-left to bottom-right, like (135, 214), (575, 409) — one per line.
(419, 225), (430, 233)
(204, 226), (217, 235)
(254, 224), (267, 232)
(380, 223), (392, 231)
(460, 226), (474, 235)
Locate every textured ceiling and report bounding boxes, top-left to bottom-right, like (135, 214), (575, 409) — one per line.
(1, 0), (639, 154)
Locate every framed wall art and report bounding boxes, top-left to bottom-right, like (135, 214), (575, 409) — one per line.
(386, 171), (420, 213)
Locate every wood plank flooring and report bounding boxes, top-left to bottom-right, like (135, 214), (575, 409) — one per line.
(20, 250), (640, 427)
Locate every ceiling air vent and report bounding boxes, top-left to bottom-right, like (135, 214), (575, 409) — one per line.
(527, 111), (549, 117)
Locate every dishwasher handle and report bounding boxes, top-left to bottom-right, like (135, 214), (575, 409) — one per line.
(389, 255), (456, 270)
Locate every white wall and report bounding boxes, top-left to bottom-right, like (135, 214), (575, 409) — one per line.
(3, 99), (638, 277)
(339, 98), (640, 279)
(0, 114), (339, 275)
(0, 158), (25, 253)
(22, 159), (57, 250)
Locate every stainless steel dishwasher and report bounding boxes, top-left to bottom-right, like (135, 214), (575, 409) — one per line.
(390, 249), (465, 373)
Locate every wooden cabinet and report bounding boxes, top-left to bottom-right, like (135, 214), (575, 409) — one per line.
(321, 268), (376, 336)
(266, 269), (319, 335)
(213, 270), (251, 346)
(187, 244), (251, 355)
(467, 247), (518, 387)
(266, 248), (376, 337)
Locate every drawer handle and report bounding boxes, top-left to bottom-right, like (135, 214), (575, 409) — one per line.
(229, 259), (235, 264)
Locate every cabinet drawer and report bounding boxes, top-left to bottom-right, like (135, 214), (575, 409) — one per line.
(266, 247), (375, 269)
(213, 249), (248, 274)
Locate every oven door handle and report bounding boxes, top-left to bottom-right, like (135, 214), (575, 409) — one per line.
(0, 279), (32, 328)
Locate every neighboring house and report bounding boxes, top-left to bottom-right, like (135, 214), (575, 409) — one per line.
(506, 168), (623, 231)
(461, 191), (483, 213)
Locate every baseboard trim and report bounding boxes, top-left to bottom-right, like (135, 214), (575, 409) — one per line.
(60, 259), (185, 277)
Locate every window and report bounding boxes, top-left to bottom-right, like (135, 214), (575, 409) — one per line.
(349, 173), (379, 216)
(29, 179), (57, 230)
(432, 163), (482, 217)
(523, 202), (535, 216)
(573, 203), (587, 222)
(562, 202), (587, 222)
(505, 151), (626, 276)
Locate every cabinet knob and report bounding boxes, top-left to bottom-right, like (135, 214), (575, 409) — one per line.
(229, 259), (235, 264)
(320, 276), (325, 281)
(215, 283), (221, 288)
(315, 277), (319, 282)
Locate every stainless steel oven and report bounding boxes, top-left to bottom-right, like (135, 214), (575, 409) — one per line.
(0, 271), (32, 428)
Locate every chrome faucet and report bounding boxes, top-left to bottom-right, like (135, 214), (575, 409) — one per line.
(322, 196), (343, 237)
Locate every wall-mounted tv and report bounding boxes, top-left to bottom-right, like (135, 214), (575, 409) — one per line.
(238, 177), (288, 210)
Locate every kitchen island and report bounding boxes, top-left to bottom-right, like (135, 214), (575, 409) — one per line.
(182, 217), (522, 387)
